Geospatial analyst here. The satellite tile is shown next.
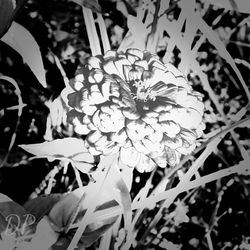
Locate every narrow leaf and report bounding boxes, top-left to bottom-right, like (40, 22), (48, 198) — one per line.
(78, 222), (117, 247)
(193, 11), (250, 100)
(82, 6), (102, 55)
(118, 14), (150, 52)
(28, 216), (59, 250)
(49, 186), (119, 230)
(102, 156), (132, 235)
(1, 22), (47, 88)
(23, 194), (63, 223)
(48, 187), (87, 229)
(0, 75), (25, 168)
(19, 138), (95, 163)
(207, 0), (250, 14)
(59, 163), (118, 249)
(71, 0), (102, 13)
(97, 13), (111, 53)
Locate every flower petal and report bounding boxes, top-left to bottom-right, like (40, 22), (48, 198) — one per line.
(120, 147), (141, 167)
(136, 154), (157, 173)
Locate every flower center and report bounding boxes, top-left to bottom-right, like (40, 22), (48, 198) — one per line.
(132, 80), (156, 102)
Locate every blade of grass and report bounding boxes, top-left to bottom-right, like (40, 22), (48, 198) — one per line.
(137, 136), (220, 246)
(162, 16), (226, 119)
(163, 12), (247, 165)
(193, 10), (250, 100)
(0, 76), (26, 168)
(96, 13), (111, 53)
(121, 169), (157, 250)
(69, 116), (250, 229)
(82, 6), (101, 55)
(178, 0), (197, 73)
(66, 155), (118, 250)
(71, 159), (249, 229)
(146, 0), (161, 52)
(194, 115), (250, 153)
(98, 226), (112, 250)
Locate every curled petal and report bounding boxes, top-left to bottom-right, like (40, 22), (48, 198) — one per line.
(103, 60), (122, 78)
(110, 129), (127, 145)
(132, 140), (150, 155)
(123, 64), (133, 81)
(122, 108), (140, 120)
(87, 130), (103, 144)
(114, 58), (131, 80)
(103, 50), (117, 60)
(164, 137), (183, 150)
(120, 147), (141, 167)
(88, 56), (102, 69)
(72, 117), (90, 135)
(82, 105), (97, 116)
(152, 154), (167, 168)
(92, 108), (124, 133)
(141, 138), (158, 152)
(134, 60), (148, 70)
(126, 120), (151, 141)
(165, 147), (180, 166)
(142, 116), (158, 124)
(147, 127), (163, 142)
(126, 48), (144, 60)
(136, 154), (157, 173)
(161, 121), (180, 137)
(165, 63), (183, 77)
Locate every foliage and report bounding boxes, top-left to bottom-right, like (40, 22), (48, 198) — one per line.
(0, 0), (250, 249)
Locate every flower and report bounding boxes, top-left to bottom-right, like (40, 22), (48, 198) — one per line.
(67, 49), (205, 172)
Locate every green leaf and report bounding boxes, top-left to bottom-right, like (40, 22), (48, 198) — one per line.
(28, 216), (59, 250)
(48, 187), (118, 230)
(48, 184), (119, 247)
(23, 194), (63, 223)
(0, 193), (28, 228)
(108, 163), (132, 232)
(19, 138), (95, 165)
(1, 22), (47, 88)
(0, 0), (28, 38)
(0, 0), (15, 38)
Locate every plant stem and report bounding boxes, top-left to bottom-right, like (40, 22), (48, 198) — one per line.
(205, 231), (214, 250)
